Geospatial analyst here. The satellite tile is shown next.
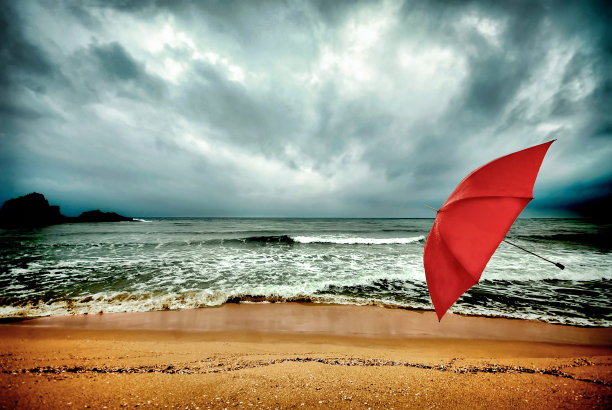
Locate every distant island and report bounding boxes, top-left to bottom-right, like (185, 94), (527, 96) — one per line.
(0, 193), (135, 228)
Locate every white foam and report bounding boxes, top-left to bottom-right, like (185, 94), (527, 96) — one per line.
(0, 290), (423, 320)
(480, 245), (612, 281)
(293, 235), (425, 245)
(449, 304), (610, 327)
(0, 285), (608, 327)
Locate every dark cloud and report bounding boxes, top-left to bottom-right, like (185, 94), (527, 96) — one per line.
(177, 61), (293, 155)
(92, 42), (141, 81)
(1, 0), (610, 217)
(569, 195), (612, 221)
(534, 174), (612, 220)
(85, 42), (167, 99)
(0, 3), (57, 127)
(0, 5), (54, 86)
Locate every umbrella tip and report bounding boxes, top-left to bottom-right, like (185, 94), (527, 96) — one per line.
(424, 204), (438, 212)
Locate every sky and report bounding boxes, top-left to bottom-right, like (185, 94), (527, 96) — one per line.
(1, 0), (610, 218)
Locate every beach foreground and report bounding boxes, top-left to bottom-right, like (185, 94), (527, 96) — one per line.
(1, 304), (611, 408)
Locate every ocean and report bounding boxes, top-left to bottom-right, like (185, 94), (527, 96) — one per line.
(0, 218), (610, 327)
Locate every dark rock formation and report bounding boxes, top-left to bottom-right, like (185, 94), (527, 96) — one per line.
(0, 193), (64, 228)
(0, 193), (134, 228)
(71, 210), (134, 223)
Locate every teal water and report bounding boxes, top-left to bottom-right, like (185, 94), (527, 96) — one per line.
(0, 218), (610, 326)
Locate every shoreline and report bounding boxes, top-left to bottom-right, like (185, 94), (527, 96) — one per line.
(1, 303), (611, 408)
(2, 297), (609, 329)
(8, 303), (612, 346)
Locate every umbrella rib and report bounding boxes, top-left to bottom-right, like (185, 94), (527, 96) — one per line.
(439, 195), (533, 212)
(426, 219), (479, 318)
(433, 220), (482, 284)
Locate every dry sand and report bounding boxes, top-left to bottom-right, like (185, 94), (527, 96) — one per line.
(1, 303), (610, 408)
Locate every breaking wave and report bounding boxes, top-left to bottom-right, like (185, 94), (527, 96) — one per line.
(242, 235), (295, 244)
(293, 235), (425, 245)
(235, 235), (425, 245)
(0, 291), (402, 320)
(1, 282), (609, 327)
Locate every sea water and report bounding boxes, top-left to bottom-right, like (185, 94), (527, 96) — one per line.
(0, 218), (610, 326)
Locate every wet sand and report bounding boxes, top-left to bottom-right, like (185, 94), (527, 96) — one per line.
(1, 304), (611, 408)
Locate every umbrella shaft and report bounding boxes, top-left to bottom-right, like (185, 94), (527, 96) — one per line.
(502, 239), (564, 270)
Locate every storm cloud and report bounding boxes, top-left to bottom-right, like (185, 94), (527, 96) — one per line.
(1, 0), (610, 217)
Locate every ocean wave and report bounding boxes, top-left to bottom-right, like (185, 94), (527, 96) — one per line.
(242, 235), (295, 244)
(517, 233), (611, 250)
(231, 235), (426, 245)
(0, 291), (400, 319)
(1, 289), (609, 327)
(293, 235), (425, 245)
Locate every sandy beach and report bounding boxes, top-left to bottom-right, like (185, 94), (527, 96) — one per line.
(1, 303), (611, 408)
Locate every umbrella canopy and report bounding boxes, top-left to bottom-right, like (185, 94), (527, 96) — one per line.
(424, 140), (554, 320)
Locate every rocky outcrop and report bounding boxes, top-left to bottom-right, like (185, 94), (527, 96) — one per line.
(70, 210), (134, 223)
(0, 193), (64, 228)
(0, 193), (134, 228)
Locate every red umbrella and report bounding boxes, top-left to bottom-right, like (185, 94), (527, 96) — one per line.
(424, 140), (558, 321)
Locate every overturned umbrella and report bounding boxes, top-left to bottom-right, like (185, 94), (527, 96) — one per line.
(423, 140), (564, 321)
